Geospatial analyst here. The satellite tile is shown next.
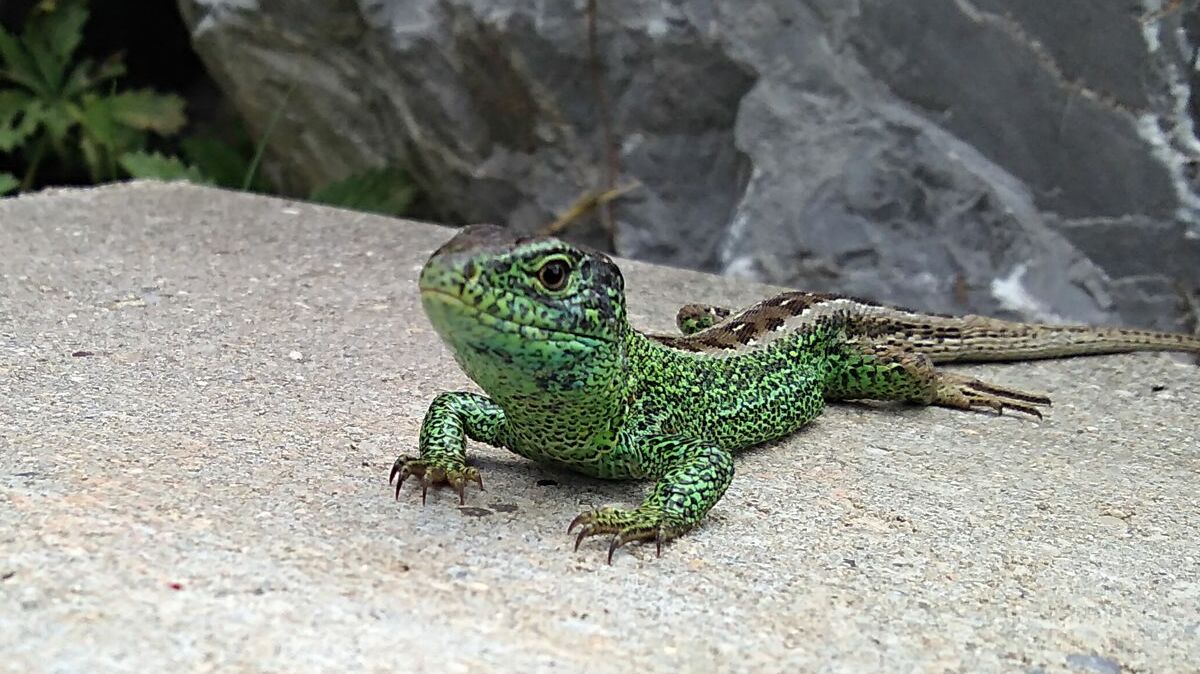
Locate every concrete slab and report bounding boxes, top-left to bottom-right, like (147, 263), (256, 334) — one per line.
(1, 182), (1197, 673)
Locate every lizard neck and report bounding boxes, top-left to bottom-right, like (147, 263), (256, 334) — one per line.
(468, 330), (631, 420)
(426, 290), (633, 450)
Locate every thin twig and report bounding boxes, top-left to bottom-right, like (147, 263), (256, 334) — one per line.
(542, 181), (641, 235)
(1141, 0), (1184, 23)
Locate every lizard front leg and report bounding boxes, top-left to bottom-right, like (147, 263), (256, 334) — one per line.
(570, 435), (734, 563)
(391, 392), (507, 504)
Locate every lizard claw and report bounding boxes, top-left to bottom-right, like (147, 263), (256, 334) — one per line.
(568, 507), (682, 563)
(607, 529), (657, 564)
(567, 510), (593, 535)
(390, 456), (482, 505)
(568, 510), (595, 551)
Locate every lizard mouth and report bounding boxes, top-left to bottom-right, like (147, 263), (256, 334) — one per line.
(419, 286), (607, 344)
(418, 286), (468, 305)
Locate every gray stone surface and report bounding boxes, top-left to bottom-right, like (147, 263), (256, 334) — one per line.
(176, 0), (1200, 332)
(2, 182), (1199, 673)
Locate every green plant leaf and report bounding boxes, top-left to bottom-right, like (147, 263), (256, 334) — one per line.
(74, 94), (118, 142)
(0, 171), (17, 195)
(0, 24), (45, 95)
(180, 136), (262, 190)
(38, 98), (73, 144)
(76, 94), (145, 155)
(32, 0), (88, 66)
(309, 167), (417, 216)
(118, 151), (208, 184)
(0, 89), (41, 151)
(62, 54), (125, 99)
(78, 132), (105, 182)
(23, 5), (82, 95)
(107, 90), (186, 135)
(60, 57), (94, 98)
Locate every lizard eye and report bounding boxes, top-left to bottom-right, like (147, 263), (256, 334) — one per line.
(536, 258), (571, 291)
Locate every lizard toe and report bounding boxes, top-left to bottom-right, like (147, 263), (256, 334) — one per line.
(935, 373), (1051, 420)
(607, 527), (657, 564)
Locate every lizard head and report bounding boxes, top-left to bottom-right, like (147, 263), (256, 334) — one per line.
(418, 224), (628, 395)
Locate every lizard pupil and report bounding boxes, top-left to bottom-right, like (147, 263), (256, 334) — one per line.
(537, 259), (569, 290)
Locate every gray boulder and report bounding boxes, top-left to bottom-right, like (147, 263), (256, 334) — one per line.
(177, 0), (1200, 329)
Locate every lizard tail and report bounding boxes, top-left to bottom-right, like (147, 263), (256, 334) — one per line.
(907, 318), (1200, 363)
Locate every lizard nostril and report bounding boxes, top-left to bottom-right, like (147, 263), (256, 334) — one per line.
(462, 261), (477, 280)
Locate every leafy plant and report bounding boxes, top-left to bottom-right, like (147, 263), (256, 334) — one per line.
(118, 122), (274, 191)
(181, 136), (271, 190)
(117, 151), (204, 183)
(0, 0), (421, 214)
(0, 0), (185, 189)
(121, 143), (418, 217)
(309, 167), (417, 216)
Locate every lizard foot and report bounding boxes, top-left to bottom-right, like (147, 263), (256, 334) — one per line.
(568, 507), (685, 563)
(389, 457), (483, 505)
(935, 373), (1052, 419)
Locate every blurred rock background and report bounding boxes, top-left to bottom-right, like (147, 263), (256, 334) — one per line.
(5, 1), (1200, 331)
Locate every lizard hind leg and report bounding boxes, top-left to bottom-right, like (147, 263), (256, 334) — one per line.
(675, 303), (733, 334)
(826, 345), (1052, 418)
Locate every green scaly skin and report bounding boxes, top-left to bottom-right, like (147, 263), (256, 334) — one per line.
(391, 225), (1198, 562)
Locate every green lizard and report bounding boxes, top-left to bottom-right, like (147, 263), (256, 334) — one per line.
(392, 224), (1200, 562)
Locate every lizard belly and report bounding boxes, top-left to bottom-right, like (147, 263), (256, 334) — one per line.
(506, 439), (642, 480)
(502, 415), (642, 480)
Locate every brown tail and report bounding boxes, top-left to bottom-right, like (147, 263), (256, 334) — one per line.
(895, 315), (1200, 363)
